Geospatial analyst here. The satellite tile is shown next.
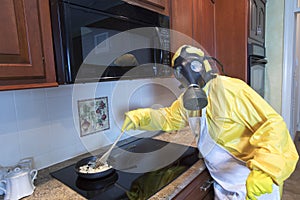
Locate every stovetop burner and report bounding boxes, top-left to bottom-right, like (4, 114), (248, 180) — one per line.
(51, 138), (199, 200)
(76, 172), (118, 191)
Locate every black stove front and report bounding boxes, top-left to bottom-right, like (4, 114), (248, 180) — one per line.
(51, 138), (199, 200)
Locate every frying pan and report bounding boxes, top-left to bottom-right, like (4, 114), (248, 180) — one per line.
(75, 130), (127, 179)
(75, 156), (115, 179)
(75, 172), (118, 190)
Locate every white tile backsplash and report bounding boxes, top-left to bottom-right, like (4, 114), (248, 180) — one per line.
(15, 90), (50, 131)
(14, 88), (47, 100)
(47, 94), (73, 121)
(0, 132), (21, 166)
(48, 119), (79, 150)
(79, 130), (109, 152)
(0, 78), (181, 169)
(46, 84), (72, 98)
(19, 126), (52, 158)
(0, 91), (18, 135)
(34, 143), (82, 169)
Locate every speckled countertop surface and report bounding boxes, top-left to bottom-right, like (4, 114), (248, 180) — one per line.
(2, 127), (206, 200)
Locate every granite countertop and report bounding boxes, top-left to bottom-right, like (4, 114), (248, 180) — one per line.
(3, 127), (206, 200)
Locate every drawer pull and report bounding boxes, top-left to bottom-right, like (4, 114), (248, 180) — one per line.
(200, 179), (214, 191)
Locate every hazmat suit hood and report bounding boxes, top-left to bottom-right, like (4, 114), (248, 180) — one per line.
(172, 45), (218, 110)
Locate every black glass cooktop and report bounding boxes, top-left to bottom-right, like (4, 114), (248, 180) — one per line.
(51, 138), (199, 200)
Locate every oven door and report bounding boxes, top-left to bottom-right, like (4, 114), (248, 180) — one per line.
(249, 56), (267, 97)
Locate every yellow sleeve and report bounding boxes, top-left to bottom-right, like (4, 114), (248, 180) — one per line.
(125, 95), (200, 132)
(234, 87), (299, 185)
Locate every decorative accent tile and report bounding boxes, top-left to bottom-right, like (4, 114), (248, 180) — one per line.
(77, 97), (109, 137)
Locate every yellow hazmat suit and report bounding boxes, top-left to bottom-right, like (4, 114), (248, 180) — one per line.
(122, 45), (299, 199)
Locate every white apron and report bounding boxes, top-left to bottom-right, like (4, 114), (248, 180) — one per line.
(197, 108), (280, 200)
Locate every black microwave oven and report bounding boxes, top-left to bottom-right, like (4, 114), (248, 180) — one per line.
(50, 0), (171, 84)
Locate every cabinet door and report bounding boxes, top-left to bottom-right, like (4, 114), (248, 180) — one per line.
(173, 169), (214, 200)
(193, 0), (216, 57)
(249, 0), (265, 44)
(170, 0), (194, 52)
(0, 0), (57, 90)
(215, 0), (248, 81)
(170, 0), (215, 57)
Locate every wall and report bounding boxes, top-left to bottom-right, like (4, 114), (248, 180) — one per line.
(265, 1), (285, 113)
(0, 78), (182, 169)
(296, 14), (300, 131)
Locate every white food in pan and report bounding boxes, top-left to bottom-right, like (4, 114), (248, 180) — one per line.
(79, 163), (112, 173)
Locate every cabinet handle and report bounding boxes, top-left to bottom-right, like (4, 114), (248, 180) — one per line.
(200, 179), (214, 191)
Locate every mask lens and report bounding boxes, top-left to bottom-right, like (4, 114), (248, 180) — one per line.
(190, 60), (202, 72)
(174, 66), (183, 79)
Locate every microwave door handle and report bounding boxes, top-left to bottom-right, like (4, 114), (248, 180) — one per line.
(153, 47), (163, 76)
(159, 48), (163, 63)
(155, 27), (162, 46)
(154, 27), (164, 63)
(152, 27), (164, 76)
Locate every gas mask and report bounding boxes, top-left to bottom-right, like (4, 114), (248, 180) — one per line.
(172, 45), (216, 110)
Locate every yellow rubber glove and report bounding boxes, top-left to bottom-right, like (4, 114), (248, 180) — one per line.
(121, 115), (137, 132)
(121, 96), (200, 133)
(121, 108), (170, 132)
(246, 170), (273, 200)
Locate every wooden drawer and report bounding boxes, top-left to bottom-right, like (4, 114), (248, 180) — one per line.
(173, 169), (214, 200)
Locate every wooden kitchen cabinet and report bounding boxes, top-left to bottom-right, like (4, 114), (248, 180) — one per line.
(170, 0), (216, 57)
(170, 0), (193, 51)
(215, 0), (248, 81)
(0, 0), (57, 90)
(193, 0), (216, 57)
(122, 0), (170, 16)
(173, 169), (214, 200)
(171, 0), (249, 82)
